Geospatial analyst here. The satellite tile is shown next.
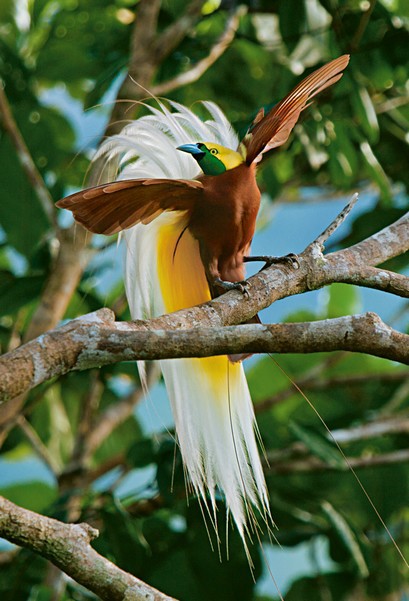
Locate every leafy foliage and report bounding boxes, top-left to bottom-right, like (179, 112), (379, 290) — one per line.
(0, 1), (408, 600)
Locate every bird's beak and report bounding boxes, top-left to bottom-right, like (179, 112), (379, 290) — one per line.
(177, 144), (205, 159)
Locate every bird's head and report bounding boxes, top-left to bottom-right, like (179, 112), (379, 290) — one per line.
(177, 142), (244, 176)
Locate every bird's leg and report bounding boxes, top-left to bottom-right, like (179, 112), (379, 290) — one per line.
(243, 253), (299, 271)
(213, 277), (251, 297)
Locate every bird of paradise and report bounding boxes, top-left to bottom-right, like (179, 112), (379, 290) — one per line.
(57, 55), (350, 552)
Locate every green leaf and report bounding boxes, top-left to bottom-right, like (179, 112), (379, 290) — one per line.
(156, 438), (185, 503)
(328, 120), (359, 187)
(360, 140), (392, 203)
(279, 0), (306, 52)
(285, 571), (356, 601)
(30, 391), (73, 467)
(127, 438), (156, 468)
(98, 496), (147, 574)
(0, 0), (15, 24)
(289, 422), (345, 469)
(326, 283), (360, 319)
(0, 551), (48, 600)
(182, 503), (261, 601)
(351, 86), (379, 144)
(322, 501), (369, 577)
(0, 273), (44, 316)
(92, 412), (142, 466)
(0, 481), (57, 513)
(0, 137), (50, 258)
(27, 584), (53, 601)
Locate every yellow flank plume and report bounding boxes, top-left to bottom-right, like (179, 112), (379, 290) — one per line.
(157, 213), (241, 399)
(157, 213), (211, 311)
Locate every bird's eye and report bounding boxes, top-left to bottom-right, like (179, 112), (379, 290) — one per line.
(210, 148), (219, 155)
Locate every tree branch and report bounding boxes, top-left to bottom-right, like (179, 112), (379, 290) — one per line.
(332, 416), (409, 444)
(151, 6), (246, 96)
(105, 0), (206, 138)
(255, 369), (409, 413)
(267, 449), (409, 474)
(0, 309), (408, 404)
(0, 496), (177, 601)
(81, 363), (160, 463)
(153, 0), (207, 64)
(0, 227), (93, 430)
(0, 83), (57, 228)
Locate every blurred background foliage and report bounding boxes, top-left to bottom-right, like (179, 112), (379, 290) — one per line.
(0, 0), (408, 600)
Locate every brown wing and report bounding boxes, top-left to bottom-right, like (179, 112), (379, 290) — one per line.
(56, 178), (204, 235)
(241, 55), (350, 165)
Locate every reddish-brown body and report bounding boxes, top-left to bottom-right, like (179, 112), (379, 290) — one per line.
(190, 163), (260, 286)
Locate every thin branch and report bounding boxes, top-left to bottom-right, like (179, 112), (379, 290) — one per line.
(256, 369), (409, 413)
(1, 310), (408, 403)
(332, 416), (409, 444)
(349, 0), (377, 52)
(16, 415), (61, 474)
(152, 6), (246, 96)
(0, 83), (57, 228)
(312, 193), (359, 247)
(376, 95), (409, 114)
(105, 0), (206, 138)
(0, 496), (177, 601)
(68, 370), (104, 468)
(82, 363), (160, 462)
(153, 0), (207, 64)
(267, 449), (409, 474)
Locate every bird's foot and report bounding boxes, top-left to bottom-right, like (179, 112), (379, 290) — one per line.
(244, 253), (300, 271)
(213, 277), (251, 297)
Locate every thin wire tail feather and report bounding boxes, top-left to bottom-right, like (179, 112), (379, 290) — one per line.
(241, 54), (350, 165)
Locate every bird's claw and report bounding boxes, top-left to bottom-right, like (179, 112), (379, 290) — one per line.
(214, 278), (251, 297)
(237, 280), (251, 297)
(261, 253), (300, 271)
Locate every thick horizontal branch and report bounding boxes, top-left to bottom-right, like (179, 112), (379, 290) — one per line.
(0, 496), (176, 601)
(0, 310), (408, 403)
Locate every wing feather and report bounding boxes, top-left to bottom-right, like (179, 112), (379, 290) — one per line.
(56, 179), (203, 235)
(241, 55), (350, 165)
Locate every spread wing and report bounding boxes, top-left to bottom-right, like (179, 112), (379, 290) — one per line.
(240, 55), (350, 166)
(56, 178), (204, 235)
